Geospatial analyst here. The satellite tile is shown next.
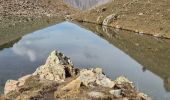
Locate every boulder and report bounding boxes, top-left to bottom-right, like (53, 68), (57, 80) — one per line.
(18, 75), (32, 87)
(137, 93), (152, 100)
(4, 80), (18, 95)
(4, 50), (76, 95)
(45, 51), (73, 66)
(115, 76), (132, 84)
(96, 73), (115, 88)
(109, 89), (122, 97)
(94, 68), (103, 74)
(4, 74), (31, 95)
(33, 50), (77, 82)
(78, 69), (96, 87)
(103, 14), (117, 26)
(88, 91), (106, 99)
(33, 64), (66, 82)
(78, 68), (115, 88)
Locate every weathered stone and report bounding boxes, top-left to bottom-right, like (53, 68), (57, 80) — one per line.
(103, 14), (117, 26)
(4, 74), (32, 95)
(33, 50), (76, 82)
(78, 69), (96, 86)
(88, 91), (105, 99)
(109, 89), (122, 97)
(94, 68), (103, 74)
(96, 74), (115, 88)
(138, 93), (152, 100)
(115, 76), (132, 84)
(33, 64), (66, 82)
(45, 51), (73, 66)
(45, 51), (60, 66)
(123, 97), (129, 100)
(78, 68), (115, 88)
(18, 75), (32, 87)
(4, 80), (19, 95)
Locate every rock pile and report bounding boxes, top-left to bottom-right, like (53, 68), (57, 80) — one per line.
(2, 50), (151, 100)
(0, 0), (75, 18)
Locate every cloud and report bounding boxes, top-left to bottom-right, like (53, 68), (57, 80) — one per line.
(12, 41), (37, 62)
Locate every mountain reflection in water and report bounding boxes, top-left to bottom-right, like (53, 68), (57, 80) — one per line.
(0, 22), (170, 99)
(79, 22), (170, 92)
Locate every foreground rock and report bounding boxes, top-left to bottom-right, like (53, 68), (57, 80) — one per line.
(33, 51), (76, 82)
(2, 50), (151, 100)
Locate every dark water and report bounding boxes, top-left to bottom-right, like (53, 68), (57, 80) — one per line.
(64, 0), (111, 10)
(0, 22), (170, 99)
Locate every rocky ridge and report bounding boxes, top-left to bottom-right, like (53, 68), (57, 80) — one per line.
(1, 50), (151, 100)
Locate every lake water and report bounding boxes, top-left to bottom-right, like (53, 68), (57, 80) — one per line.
(0, 22), (170, 99)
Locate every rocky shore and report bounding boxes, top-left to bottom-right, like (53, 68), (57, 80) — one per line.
(0, 0), (78, 36)
(0, 0), (77, 19)
(1, 0), (170, 39)
(0, 50), (151, 100)
(0, 0), (78, 48)
(72, 0), (170, 39)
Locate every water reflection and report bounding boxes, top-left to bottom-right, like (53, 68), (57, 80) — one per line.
(0, 22), (169, 99)
(78, 22), (170, 99)
(64, 0), (111, 10)
(0, 38), (21, 51)
(12, 40), (37, 62)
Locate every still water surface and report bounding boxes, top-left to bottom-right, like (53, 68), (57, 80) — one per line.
(0, 22), (170, 99)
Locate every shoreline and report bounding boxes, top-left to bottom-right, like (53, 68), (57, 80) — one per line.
(0, 0), (170, 99)
(1, 0), (170, 39)
(72, 0), (170, 39)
